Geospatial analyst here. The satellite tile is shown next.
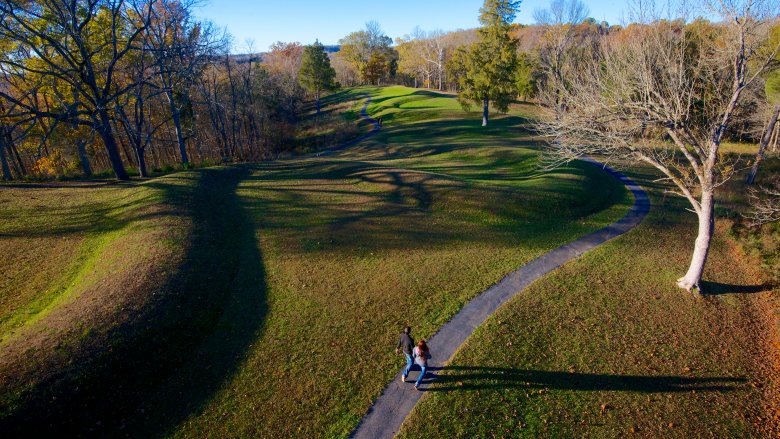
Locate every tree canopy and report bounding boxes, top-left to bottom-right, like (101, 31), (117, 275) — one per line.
(338, 21), (398, 85)
(299, 40), (337, 113)
(452, 0), (520, 126)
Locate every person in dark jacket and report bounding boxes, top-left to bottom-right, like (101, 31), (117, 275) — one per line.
(395, 326), (415, 382)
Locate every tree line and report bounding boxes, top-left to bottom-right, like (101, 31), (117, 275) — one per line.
(0, 0), (336, 181)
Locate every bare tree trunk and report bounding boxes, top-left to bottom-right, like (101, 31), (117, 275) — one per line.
(0, 132), (11, 180)
(76, 140), (92, 177)
(677, 188), (715, 293)
(166, 93), (189, 166)
(746, 104), (780, 185)
(10, 142), (24, 176)
(482, 96), (489, 127)
(96, 110), (129, 181)
(135, 147), (148, 178)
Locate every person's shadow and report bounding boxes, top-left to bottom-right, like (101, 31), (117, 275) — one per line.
(416, 366), (745, 393)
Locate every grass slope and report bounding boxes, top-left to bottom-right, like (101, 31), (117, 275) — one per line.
(0, 86), (631, 437)
(0, 168), (267, 435)
(398, 166), (779, 438)
(166, 87), (631, 437)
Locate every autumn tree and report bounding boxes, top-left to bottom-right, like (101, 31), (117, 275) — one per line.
(339, 21), (398, 85)
(298, 40), (336, 114)
(536, 1), (780, 294)
(263, 41), (305, 121)
(331, 51), (359, 87)
(453, 0), (520, 126)
(0, 0), (155, 180)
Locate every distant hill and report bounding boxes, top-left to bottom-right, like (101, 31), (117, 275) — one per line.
(229, 45), (340, 64)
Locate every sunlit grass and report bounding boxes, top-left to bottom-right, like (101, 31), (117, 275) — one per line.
(398, 166), (775, 438)
(166, 87), (632, 438)
(0, 86), (633, 437)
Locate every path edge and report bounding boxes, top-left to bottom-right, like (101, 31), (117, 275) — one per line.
(313, 94), (380, 158)
(350, 158), (650, 439)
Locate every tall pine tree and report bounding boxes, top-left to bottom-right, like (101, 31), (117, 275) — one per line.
(299, 40), (337, 114)
(454, 0), (520, 126)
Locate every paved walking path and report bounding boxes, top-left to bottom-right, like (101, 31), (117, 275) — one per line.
(351, 158), (650, 439)
(314, 95), (380, 157)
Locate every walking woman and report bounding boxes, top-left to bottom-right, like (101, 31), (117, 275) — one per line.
(412, 340), (431, 390)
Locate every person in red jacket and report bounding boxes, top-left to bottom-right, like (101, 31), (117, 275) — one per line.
(412, 340), (431, 390)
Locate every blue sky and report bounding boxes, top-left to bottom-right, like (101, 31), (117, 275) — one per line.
(194, 0), (631, 52)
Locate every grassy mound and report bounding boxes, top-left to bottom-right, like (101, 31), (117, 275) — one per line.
(165, 87), (631, 437)
(0, 168), (267, 435)
(398, 165), (778, 438)
(0, 86), (632, 436)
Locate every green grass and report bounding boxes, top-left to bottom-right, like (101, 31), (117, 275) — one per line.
(19, 86), (778, 438)
(0, 86), (634, 436)
(398, 164), (777, 438)
(161, 87), (632, 438)
(0, 183), (166, 338)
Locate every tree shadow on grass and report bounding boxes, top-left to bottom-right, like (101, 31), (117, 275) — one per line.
(700, 281), (776, 296)
(419, 366), (746, 393)
(0, 167), (268, 437)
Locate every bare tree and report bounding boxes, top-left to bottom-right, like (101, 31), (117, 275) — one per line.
(536, 0), (780, 294)
(534, 0), (590, 112)
(396, 28), (440, 88)
(115, 32), (170, 178)
(747, 102), (780, 184)
(422, 30), (447, 90)
(145, 0), (211, 167)
(746, 178), (780, 225)
(0, 86), (35, 180)
(747, 69), (780, 184)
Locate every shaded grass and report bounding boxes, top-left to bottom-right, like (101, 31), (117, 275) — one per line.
(293, 92), (365, 154)
(0, 168), (268, 437)
(398, 165), (776, 438)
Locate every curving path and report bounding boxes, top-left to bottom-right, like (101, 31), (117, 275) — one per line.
(351, 158), (650, 439)
(314, 94), (381, 157)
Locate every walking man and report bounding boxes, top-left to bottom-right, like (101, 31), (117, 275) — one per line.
(395, 326), (415, 382)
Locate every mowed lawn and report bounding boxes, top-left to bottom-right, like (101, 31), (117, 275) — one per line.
(0, 86), (633, 437)
(167, 87), (632, 437)
(399, 165), (779, 438)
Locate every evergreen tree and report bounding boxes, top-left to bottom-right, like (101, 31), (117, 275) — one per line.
(455, 0), (520, 126)
(299, 40), (337, 114)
